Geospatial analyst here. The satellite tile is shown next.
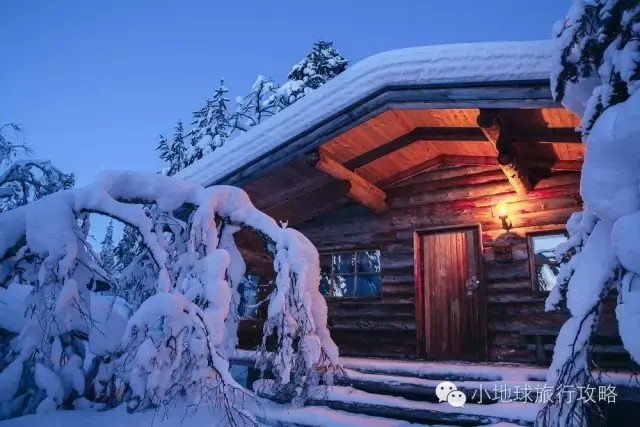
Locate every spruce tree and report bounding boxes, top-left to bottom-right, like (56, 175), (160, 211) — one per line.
(114, 224), (142, 272)
(277, 40), (348, 110)
(156, 134), (170, 174)
(99, 219), (116, 275)
(168, 119), (188, 175)
(186, 80), (231, 167)
(552, 0), (640, 134)
(232, 75), (278, 132)
(0, 123), (74, 212)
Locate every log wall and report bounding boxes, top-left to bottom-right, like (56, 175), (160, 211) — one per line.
(289, 165), (626, 366)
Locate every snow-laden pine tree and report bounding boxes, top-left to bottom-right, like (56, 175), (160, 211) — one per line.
(0, 171), (340, 424)
(99, 220), (117, 277)
(157, 121), (189, 176)
(186, 80), (231, 167)
(0, 123), (74, 212)
(114, 224), (142, 273)
(537, 2), (640, 426)
(276, 41), (348, 110)
(232, 75), (278, 132)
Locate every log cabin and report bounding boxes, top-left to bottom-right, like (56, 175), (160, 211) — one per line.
(176, 40), (634, 370)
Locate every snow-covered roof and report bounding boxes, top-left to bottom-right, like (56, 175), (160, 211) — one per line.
(176, 40), (554, 188)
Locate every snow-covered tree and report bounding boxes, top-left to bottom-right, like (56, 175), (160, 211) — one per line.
(0, 171), (340, 424)
(0, 123), (75, 212)
(186, 81), (232, 167)
(232, 75), (278, 132)
(276, 41), (348, 110)
(157, 120), (188, 176)
(538, 2), (640, 426)
(114, 224), (142, 273)
(100, 220), (117, 276)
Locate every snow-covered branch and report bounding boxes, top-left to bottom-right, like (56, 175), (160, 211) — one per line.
(0, 171), (339, 423)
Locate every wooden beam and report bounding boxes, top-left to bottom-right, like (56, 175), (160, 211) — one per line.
(376, 156), (445, 188)
(307, 149), (389, 213)
(342, 127), (580, 171)
(344, 128), (486, 170)
(477, 110), (532, 195)
(440, 155), (583, 171)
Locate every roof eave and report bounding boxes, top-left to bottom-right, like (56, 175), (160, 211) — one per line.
(215, 78), (558, 188)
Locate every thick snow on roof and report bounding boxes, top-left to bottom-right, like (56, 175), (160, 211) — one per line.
(176, 40), (554, 188)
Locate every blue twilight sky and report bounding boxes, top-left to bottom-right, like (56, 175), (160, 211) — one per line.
(1, 0), (571, 242)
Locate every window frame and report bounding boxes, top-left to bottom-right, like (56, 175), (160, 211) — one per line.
(319, 249), (382, 299)
(527, 230), (569, 294)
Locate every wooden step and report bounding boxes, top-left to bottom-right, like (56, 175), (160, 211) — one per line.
(340, 369), (546, 405)
(255, 381), (539, 426)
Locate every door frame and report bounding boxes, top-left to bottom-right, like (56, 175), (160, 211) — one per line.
(413, 224), (487, 360)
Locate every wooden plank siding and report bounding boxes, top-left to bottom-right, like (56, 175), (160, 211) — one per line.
(287, 164), (625, 365)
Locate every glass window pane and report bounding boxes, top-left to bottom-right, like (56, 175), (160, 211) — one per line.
(333, 253), (355, 274)
(356, 274), (381, 297)
(320, 254), (332, 273)
(238, 274), (259, 318)
(332, 275), (355, 297)
(357, 250), (381, 273)
(536, 264), (559, 291)
(319, 275), (332, 297)
(532, 233), (567, 264)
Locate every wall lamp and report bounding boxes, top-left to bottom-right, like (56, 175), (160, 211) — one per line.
(495, 201), (512, 231)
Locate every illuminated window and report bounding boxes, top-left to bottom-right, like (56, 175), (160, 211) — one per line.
(528, 232), (568, 292)
(319, 250), (381, 297)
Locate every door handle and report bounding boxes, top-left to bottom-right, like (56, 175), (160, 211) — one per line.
(466, 276), (480, 296)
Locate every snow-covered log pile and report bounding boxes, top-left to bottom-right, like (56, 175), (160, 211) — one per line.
(0, 171), (339, 425)
(538, 1), (640, 427)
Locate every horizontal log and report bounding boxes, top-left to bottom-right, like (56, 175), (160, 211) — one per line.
(337, 349), (418, 360)
(266, 179), (352, 225)
(488, 302), (564, 317)
(482, 207), (578, 232)
(327, 301), (415, 317)
(525, 343), (629, 355)
(383, 240), (415, 255)
(485, 259), (530, 282)
(442, 155), (584, 172)
(488, 332), (523, 347)
(387, 175), (579, 211)
(389, 169), (507, 200)
(488, 294), (546, 304)
(488, 346), (537, 364)
(488, 313), (570, 333)
(329, 318), (416, 331)
(390, 165), (500, 188)
(382, 282), (415, 297)
(381, 271), (414, 284)
(483, 242), (529, 263)
(486, 280), (532, 293)
(376, 155), (445, 188)
(331, 330), (417, 358)
(482, 224), (569, 242)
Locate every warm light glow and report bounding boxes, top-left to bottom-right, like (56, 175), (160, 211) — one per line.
(497, 202), (508, 218)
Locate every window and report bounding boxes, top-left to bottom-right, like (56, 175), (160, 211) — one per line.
(237, 274), (260, 318)
(319, 250), (381, 297)
(528, 231), (568, 292)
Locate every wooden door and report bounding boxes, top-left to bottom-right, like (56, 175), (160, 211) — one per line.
(415, 226), (486, 360)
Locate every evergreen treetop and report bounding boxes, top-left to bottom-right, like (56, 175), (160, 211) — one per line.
(99, 219), (116, 276)
(551, 0), (640, 133)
